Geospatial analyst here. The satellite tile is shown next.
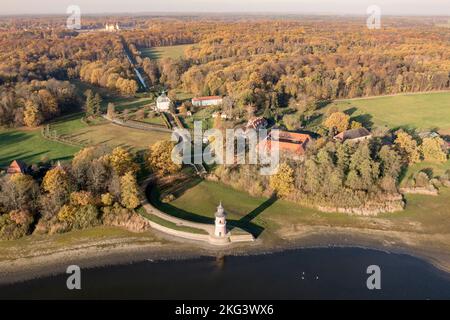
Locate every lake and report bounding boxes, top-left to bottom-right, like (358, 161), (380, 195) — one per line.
(1, 247), (449, 299)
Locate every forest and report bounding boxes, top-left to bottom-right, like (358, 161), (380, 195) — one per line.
(0, 15), (449, 238)
(125, 17), (450, 115)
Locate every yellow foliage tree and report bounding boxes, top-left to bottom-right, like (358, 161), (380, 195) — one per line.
(108, 147), (138, 176)
(120, 171), (140, 209)
(23, 100), (42, 127)
(70, 191), (95, 206)
(350, 121), (363, 129)
(147, 140), (182, 175)
(269, 163), (295, 198)
(394, 130), (420, 164)
(57, 204), (77, 222)
(38, 89), (58, 117)
(101, 193), (114, 206)
(421, 137), (447, 162)
(323, 112), (350, 133)
(42, 166), (71, 194)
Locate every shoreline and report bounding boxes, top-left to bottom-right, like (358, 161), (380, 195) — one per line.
(1, 226), (450, 286)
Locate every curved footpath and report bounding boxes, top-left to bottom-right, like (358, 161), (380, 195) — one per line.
(139, 178), (254, 246)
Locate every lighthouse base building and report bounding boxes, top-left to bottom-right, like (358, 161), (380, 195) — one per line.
(208, 202), (232, 245)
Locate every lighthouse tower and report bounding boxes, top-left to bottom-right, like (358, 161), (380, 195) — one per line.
(214, 202), (227, 237)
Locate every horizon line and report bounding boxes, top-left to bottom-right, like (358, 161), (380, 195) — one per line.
(1, 11), (450, 18)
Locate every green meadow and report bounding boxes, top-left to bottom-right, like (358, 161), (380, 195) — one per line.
(0, 128), (80, 167)
(141, 44), (192, 60)
(326, 91), (450, 133)
(154, 179), (450, 238)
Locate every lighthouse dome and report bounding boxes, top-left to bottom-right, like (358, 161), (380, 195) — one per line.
(215, 202), (226, 218)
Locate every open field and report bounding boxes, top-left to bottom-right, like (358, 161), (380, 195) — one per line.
(0, 127), (80, 167)
(112, 96), (154, 113)
(325, 91), (450, 133)
(0, 91), (164, 168)
(141, 44), (192, 60)
(58, 120), (170, 152)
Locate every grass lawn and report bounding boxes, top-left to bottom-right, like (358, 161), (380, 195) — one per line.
(182, 107), (215, 130)
(153, 179), (450, 238)
(113, 97), (154, 113)
(59, 121), (170, 152)
(141, 44), (193, 60)
(0, 127), (80, 168)
(136, 207), (208, 235)
(141, 116), (166, 126)
(324, 91), (450, 133)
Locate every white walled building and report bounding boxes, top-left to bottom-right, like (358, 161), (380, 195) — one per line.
(105, 23), (120, 32)
(214, 202), (227, 238)
(192, 96), (223, 107)
(156, 93), (171, 111)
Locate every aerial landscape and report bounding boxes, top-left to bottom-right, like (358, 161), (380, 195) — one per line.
(0, 0), (450, 306)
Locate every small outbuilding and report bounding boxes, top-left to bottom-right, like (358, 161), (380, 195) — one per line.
(7, 160), (28, 175)
(334, 127), (372, 143)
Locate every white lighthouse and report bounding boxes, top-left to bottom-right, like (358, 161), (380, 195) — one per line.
(214, 202), (227, 237)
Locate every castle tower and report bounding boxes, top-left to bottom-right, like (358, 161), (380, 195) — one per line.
(214, 202), (227, 237)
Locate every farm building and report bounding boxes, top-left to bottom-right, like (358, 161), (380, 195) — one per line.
(156, 93), (171, 111)
(246, 117), (268, 131)
(258, 130), (312, 157)
(7, 160), (28, 175)
(192, 96), (223, 107)
(334, 127), (372, 143)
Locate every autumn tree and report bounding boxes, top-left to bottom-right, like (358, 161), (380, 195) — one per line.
(84, 89), (95, 116)
(394, 130), (420, 164)
(147, 140), (182, 175)
(421, 137), (447, 162)
(93, 93), (102, 116)
(101, 193), (114, 206)
(269, 163), (295, 198)
(0, 174), (39, 212)
(38, 89), (59, 119)
(70, 191), (95, 206)
(42, 165), (72, 196)
(323, 112), (350, 134)
(108, 147), (138, 176)
(120, 171), (140, 209)
(106, 102), (115, 119)
(23, 100), (42, 127)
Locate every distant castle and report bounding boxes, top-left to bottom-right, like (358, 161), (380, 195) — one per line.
(104, 23), (120, 32)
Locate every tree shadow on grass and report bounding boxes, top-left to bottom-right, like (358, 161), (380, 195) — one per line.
(227, 195), (277, 238)
(146, 180), (277, 239)
(351, 113), (374, 129)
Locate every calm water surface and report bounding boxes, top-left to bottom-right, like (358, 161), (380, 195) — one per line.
(1, 247), (449, 299)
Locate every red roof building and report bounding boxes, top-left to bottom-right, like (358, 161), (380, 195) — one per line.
(258, 130), (312, 156)
(7, 160), (28, 174)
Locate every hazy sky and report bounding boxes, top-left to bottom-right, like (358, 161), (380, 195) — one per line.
(1, 0), (450, 16)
